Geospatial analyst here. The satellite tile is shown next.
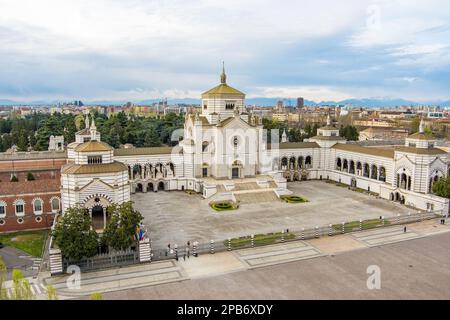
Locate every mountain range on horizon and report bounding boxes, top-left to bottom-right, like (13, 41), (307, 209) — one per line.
(1, 97), (450, 108)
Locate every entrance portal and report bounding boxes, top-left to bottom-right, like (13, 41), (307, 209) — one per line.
(91, 205), (105, 230)
(232, 167), (239, 179)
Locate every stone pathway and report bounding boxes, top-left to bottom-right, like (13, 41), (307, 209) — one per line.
(234, 191), (279, 204)
(234, 241), (323, 268)
(350, 226), (421, 246)
(43, 260), (187, 297)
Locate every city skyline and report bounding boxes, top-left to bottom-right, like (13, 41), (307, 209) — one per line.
(1, 0), (450, 103)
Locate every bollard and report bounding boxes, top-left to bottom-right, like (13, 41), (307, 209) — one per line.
(359, 219), (362, 231)
(397, 214), (400, 224)
(301, 228), (305, 240)
(281, 230), (285, 242)
(315, 226), (319, 238)
(382, 216), (385, 226)
(342, 222), (345, 234)
(210, 240), (215, 254)
(251, 234), (254, 248)
(328, 224), (332, 236)
(228, 238), (232, 251)
(193, 241), (197, 257)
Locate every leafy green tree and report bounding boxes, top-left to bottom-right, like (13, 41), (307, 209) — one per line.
(52, 206), (99, 260)
(102, 202), (143, 251)
(432, 177), (450, 198)
(11, 269), (34, 300)
(90, 292), (103, 300)
(10, 175), (18, 182)
(46, 285), (58, 300)
(0, 256), (7, 300)
(17, 130), (29, 151)
(143, 127), (162, 147)
(339, 125), (359, 141)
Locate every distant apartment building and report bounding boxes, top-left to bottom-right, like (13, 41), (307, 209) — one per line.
(353, 118), (397, 128)
(296, 97), (304, 109)
(359, 127), (410, 141)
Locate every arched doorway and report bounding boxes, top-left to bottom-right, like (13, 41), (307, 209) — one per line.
(91, 205), (105, 230)
(136, 183), (143, 193)
(147, 182), (154, 192)
(158, 181), (165, 191)
(231, 160), (242, 179)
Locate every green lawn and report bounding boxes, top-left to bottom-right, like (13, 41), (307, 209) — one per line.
(0, 230), (48, 257)
(210, 201), (238, 212)
(226, 232), (296, 248)
(332, 219), (390, 232)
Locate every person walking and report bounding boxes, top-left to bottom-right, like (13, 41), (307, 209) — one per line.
(183, 254), (186, 261)
(403, 226), (407, 233)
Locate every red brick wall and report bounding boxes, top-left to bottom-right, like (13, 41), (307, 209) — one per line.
(0, 193), (59, 233)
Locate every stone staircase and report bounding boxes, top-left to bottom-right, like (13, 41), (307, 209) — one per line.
(234, 191), (280, 204)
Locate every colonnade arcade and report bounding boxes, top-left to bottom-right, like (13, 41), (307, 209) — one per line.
(127, 162), (175, 181)
(277, 156), (313, 182)
(336, 157), (386, 182)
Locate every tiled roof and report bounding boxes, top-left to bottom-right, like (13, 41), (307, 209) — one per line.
(0, 150), (67, 161)
(310, 136), (346, 141)
(267, 142), (320, 150)
(407, 132), (436, 141)
(395, 147), (447, 155)
(74, 141), (113, 152)
(113, 146), (180, 156)
(0, 179), (60, 195)
(61, 161), (128, 174)
(202, 84), (245, 97)
(332, 143), (395, 158)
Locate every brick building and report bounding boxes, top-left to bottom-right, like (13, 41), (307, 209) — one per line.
(0, 151), (66, 232)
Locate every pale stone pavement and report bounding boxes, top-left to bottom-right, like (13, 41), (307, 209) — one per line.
(40, 218), (450, 299)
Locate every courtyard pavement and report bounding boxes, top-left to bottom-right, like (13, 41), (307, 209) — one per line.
(132, 180), (413, 250)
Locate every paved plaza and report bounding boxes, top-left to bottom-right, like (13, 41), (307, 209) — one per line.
(133, 181), (413, 249)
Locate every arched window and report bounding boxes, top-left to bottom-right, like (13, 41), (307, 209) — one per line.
(349, 161), (355, 174)
(33, 199), (43, 215)
(14, 199), (25, 216)
(298, 156), (304, 169)
(356, 162), (362, 175)
(336, 158), (342, 170)
(343, 159), (348, 171)
(305, 156), (312, 168)
(51, 198), (60, 213)
(371, 165), (378, 180)
(0, 201), (6, 217)
(202, 141), (209, 152)
(379, 167), (386, 182)
(363, 163), (370, 178)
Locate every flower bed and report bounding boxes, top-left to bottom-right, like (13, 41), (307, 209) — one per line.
(281, 195), (308, 203)
(210, 201), (238, 212)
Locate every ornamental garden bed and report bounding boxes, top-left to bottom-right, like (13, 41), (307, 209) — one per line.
(281, 195), (308, 204)
(210, 201), (238, 212)
(225, 232), (296, 248)
(332, 218), (390, 232)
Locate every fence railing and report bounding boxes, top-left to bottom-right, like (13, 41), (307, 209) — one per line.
(62, 248), (138, 272)
(151, 211), (442, 261)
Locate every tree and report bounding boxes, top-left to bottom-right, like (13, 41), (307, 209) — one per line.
(102, 202), (143, 251)
(27, 172), (35, 181)
(90, 292), (103, 300)
(11, 269), (34, 300)
(432, 177), (450, 198)
(0, 256), (7, 300)
(143, 127), (162, 147)
(52, 206), (99, 260)
(46, 285), (58, 300)
(10, 175), (18, 182)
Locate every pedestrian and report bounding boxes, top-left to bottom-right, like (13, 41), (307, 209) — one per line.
(187, 247), (190, 258)
(286, 228), (289, 233)
(187, 241), (190, 247)
(403, 226), (407, 233)
(183, 254), (186, 261)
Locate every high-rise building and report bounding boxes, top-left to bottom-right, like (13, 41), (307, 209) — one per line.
(297, 97), (304, 109)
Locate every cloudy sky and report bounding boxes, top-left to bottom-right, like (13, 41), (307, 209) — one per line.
(0, 0), (449, 102)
